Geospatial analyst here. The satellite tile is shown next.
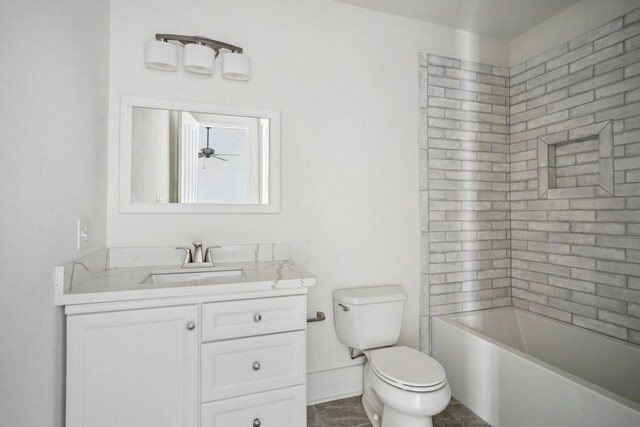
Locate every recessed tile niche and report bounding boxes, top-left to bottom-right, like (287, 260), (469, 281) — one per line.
(537, 121), (614, 199)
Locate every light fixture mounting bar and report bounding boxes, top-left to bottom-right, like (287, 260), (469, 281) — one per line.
(155, 34), (243, 54)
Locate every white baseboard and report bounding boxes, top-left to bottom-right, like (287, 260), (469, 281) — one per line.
(306, 364), (364, 405)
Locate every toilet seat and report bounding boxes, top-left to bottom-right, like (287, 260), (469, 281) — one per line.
(369, 346), (446, 392)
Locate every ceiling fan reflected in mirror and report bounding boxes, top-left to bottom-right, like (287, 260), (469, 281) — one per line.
(198, 126), (239, 161)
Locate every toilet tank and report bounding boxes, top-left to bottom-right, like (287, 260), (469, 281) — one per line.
(332, 285), (406, 350)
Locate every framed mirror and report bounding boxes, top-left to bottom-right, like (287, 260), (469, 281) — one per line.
(119, 96), (280, 213)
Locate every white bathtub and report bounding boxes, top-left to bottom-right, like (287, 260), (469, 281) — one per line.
(432, 307), (640, 427)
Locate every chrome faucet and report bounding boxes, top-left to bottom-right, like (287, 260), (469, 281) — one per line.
(176, 241), (220, 267)
(192, 241), (204, 263)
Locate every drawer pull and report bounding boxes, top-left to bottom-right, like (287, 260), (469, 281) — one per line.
(186, 321), (196, 330)
(253, 313), (263, 323)
(252, 361), (261, 371)
(253, 419), (261, 427)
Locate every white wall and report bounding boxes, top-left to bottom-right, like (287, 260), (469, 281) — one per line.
(0, 0), (109, 425)
(509, 0), (640, 66)
(106, 0), (508, 385)
(132, 108), (171, 203)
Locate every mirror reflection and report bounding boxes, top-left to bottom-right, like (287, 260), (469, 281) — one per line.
(131, 107), (270, 205)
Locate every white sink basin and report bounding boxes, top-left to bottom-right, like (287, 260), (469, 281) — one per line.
(143, 266), (243, 285)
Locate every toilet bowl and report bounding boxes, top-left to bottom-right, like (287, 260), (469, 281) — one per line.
(363, 346), (451, 427)
(332, 286), (451, 427)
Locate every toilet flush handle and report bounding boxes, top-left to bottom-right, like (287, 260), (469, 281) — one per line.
(338, 303), (350, 311)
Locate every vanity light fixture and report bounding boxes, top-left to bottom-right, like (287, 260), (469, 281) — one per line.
(145, 33), (251, 80)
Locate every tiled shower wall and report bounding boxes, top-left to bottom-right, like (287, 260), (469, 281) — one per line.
(418, 54), (512, 352)
(508, 8), (640, 344)
(420, 7), (640, 349)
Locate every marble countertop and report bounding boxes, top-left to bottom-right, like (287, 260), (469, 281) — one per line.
(55, 258), (315, 306)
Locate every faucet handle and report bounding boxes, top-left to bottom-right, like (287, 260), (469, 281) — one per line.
(205, 246), (221, 263)
(175, 247), (192, 264)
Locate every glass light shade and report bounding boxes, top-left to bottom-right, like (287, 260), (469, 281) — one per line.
(184, 44), (216, 74)
(222, 52), (251, 81)
(145, 40), (178, 71)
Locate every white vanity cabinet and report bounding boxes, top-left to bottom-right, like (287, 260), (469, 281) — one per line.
(66, 305), (199, 427)
(64, 294), (307, 427)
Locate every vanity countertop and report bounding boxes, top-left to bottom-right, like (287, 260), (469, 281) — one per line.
(55, 259), (315, 306)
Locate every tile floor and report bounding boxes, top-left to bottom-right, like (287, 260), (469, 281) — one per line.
(307, 395), (490, 427)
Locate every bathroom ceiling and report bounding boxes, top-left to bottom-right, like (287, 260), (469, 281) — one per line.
(334, 0), (583, 40)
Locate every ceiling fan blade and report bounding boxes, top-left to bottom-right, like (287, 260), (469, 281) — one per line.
(212, 156), (228, 162)
(214, 154), (240, 156)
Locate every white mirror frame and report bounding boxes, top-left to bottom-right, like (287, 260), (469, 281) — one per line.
(119, 96), (280, 214)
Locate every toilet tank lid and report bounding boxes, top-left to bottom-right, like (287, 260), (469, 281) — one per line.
(333, 285), (406, 305)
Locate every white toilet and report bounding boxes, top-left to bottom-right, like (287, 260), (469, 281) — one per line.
(333, 285), (450, 427)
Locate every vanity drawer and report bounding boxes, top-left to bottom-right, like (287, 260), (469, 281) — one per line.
(201, 385), (306, 427)
(201, 331), (305, 402)
(201, 296), (305, 342)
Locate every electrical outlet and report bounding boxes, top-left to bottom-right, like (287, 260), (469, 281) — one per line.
(77, 218), (92, 251)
